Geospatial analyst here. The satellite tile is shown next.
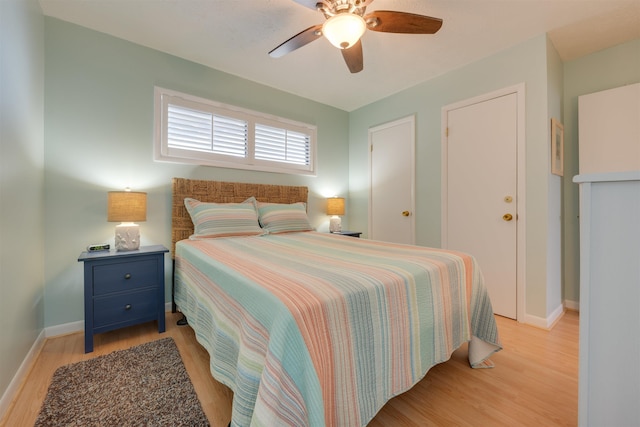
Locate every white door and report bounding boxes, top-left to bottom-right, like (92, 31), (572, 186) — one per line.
(443, 91), (519, 319)
(369, 116), (415, 244)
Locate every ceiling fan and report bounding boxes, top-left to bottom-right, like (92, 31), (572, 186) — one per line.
(269, 0), (443, 73)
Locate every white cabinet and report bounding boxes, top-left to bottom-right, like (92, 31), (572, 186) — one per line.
(574, 171), (640, 426)
(578, 83), (640, 174)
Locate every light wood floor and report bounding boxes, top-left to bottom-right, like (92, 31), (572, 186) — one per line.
(1, 311), (578, 427)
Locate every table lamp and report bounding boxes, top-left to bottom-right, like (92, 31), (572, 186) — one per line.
(327, 197), (345, 233)
(107, 189), (147, 251)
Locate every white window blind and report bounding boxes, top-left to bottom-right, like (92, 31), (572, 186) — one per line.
(212, 115), (248, 158)
(154, 87), (316, 175)
(167, 105), (214, 152)
(255, 124), (310, 165)
(167, 105), (248, 157)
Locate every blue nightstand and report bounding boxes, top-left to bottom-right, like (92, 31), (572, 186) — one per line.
(78, 245), (169, 353)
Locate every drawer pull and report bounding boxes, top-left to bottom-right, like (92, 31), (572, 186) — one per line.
(124, 304), (132, 311)
(124, 273), (132, 280)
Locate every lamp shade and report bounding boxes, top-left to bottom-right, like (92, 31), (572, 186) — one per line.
(322, 13), (366, 49)
(327, 197), (345, 216)
(107, 191), (147, 222)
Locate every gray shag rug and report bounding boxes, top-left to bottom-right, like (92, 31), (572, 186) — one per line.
(35, 337), (210, 426)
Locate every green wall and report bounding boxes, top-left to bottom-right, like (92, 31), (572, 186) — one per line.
(546, 36), (564, 316)
(43, 18), (350, 327)
(0, 0), (45, 406)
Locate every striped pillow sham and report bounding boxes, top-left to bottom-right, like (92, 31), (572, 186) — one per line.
(184, 197), (265, 239)
(257, 202), (313, 234)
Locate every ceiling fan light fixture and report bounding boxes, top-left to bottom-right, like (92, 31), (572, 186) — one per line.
(322, 13), (366, 49)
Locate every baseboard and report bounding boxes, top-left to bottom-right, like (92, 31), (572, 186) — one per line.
(45, 320), (84, 337)
(546, 304), (567, 329)
(1, 303), (177, 422)
(564, 299), (579, 311)
(524, 303), (565, 330)
(0, 329), (46, 422)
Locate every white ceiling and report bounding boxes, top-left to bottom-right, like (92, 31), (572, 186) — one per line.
(39, 0), (640, 112)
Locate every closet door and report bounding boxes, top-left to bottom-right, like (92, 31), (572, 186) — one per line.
(369, 115), (415, 244)
(443, 91), (520, 320)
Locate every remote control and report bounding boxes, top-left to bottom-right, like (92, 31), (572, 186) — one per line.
(87, 244), (110, 252)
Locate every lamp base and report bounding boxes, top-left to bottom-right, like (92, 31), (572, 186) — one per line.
(114, 223), (140, 251)
(329, 216), (342, 233)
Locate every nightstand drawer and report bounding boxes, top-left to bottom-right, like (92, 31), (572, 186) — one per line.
(93, 259), (157, 295)
(93, 288), (157, 328)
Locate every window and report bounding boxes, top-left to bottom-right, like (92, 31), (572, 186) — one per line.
(154, 87), (317, 175)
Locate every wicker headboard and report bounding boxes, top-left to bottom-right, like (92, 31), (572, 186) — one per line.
(171, 177), (309, 257)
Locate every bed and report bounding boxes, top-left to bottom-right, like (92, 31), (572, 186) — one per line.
(171, 177), (501, 427)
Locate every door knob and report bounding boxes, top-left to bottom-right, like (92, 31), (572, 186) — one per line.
(402, 211), (410, 217)
(503, 213), (513, 221)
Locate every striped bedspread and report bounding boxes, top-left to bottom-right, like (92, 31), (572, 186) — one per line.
(174, 231), (501, 427)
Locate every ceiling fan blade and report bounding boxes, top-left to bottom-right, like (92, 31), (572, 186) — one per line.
(341, 40), (363, 73)
(269, 24), (323, 58)
(365, 10), (443, 34)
